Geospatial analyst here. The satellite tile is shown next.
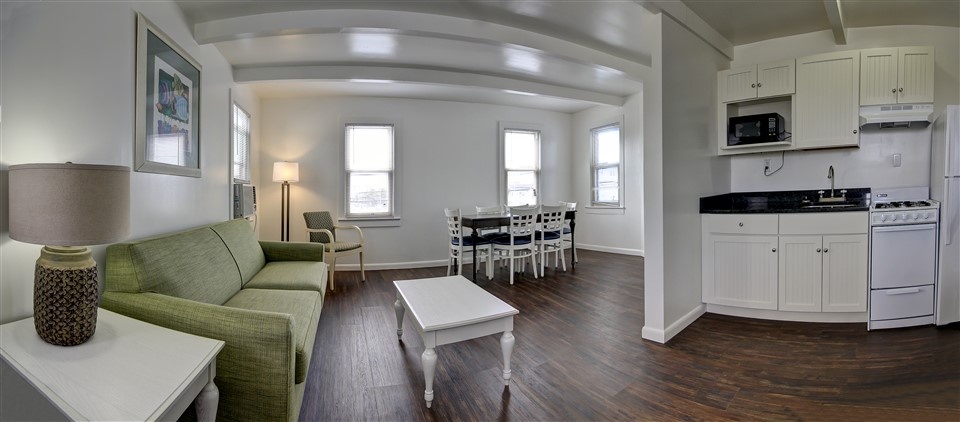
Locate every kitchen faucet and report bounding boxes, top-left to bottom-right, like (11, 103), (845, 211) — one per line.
(819, 165), (846, 202)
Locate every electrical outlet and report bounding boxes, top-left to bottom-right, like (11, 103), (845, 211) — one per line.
(763, 158), (771, 170)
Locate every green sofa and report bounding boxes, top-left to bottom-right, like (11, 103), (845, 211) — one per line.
(100, 219), (327, 422)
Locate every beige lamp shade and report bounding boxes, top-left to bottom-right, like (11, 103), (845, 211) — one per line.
(273, 161), (299, 183)
(9, 163), (131, 246)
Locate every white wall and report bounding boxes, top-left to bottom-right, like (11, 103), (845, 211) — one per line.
(0, 1), (238, 323)
(258, 96), (572, 267)
(728, 25), (960, 193)
(571, 94), (644, 255)
(642, 14), (731, 343)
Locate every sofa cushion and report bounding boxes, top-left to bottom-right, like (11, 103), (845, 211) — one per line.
(211, 219), (266, 286)
(245, 261), (328, 293)
(124, 228), (241, 305)
(223, 289), (322, 384)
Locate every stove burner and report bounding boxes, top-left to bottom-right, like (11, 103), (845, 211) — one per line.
(874, 200), (931, 209)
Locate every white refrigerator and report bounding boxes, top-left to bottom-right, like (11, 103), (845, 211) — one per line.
(932, 105), (960, 325)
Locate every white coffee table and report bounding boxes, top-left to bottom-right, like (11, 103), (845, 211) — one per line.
(393, 275), (519, 408)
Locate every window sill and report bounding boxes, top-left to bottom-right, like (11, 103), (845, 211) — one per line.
(584, 206), (625, 215)
(339, 216), (401, 228)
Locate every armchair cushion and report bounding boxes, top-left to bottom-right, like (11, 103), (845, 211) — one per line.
(245, 261), (328, 293)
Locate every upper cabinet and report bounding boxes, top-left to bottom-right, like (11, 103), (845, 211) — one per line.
(795, 51), (861, 149)
(719, 59), (795, 103)
(860, 47), (935, 105)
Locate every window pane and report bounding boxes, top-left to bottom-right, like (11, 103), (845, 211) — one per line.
(507, 170), (537, 206)
(504, 130), (538, 170)
(232, 104), (251, 182)
(595, 126), (620, 165)
(597, 166), (618, 186)
(347, 125), (393, 171)
(348, 172), (390, 214)
(595, 186), (619, 203)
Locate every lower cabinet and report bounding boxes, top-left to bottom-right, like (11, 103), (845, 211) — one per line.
(778, 234), (868, 312)
(703, 212), (869, 316)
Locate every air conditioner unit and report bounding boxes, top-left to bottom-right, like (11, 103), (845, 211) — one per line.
(233, 183), (256, 218)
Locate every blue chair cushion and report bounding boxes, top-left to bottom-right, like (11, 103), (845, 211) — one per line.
(535, 231), (562, 240)
(453, 236), (491, 246)
(481, 232), (510, 241)
(562, 227), (572, 234)
(492, 235), (532, 246)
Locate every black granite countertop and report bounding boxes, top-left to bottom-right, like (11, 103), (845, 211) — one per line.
(700, 188), (871, 214)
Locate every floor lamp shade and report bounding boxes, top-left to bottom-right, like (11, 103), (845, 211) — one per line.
(273, 161), (299, 241)
(8, 163), (131, 346)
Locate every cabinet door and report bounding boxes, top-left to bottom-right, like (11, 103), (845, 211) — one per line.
(778, 235), (823, 312)
(898, 46), (935, 104)
(860, 48), (898, 106)
(795, 51), (860, 149)
(719, 66), (758, 103)
(703, 234), (779, 310)
(822, 234), (868, 312)
(757, 59), (795, 98)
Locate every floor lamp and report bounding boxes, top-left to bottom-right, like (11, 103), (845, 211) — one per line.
(273, 161), (299, 241)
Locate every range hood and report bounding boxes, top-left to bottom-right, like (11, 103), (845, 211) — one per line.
(859, 103), (934, 130)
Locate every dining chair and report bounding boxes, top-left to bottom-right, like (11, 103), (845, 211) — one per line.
(491, 206), (539, 285)
(558, 201), (578, 263)
(303, 211), (366, 291)
(445, 208), (493, 279)
(536, 205), (567, 274)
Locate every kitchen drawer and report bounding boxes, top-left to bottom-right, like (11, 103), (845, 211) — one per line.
(703, 214), (778, 235)
(870, 285), (934, 321)
(780, 212), (868, 235)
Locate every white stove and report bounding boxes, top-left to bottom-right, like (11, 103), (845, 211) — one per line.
(868, 187), (941, 330)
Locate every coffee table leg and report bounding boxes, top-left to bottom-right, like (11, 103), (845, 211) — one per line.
(501, 331), (515, 386)
(394, 299), (404, 338)
(195, 366), (219, 422)
(422, 348), (437, 408)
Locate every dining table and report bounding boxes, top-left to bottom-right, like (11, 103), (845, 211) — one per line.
(460, 210), (576, 281)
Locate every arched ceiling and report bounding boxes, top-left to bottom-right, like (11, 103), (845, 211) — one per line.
(175, 1), (659, 113)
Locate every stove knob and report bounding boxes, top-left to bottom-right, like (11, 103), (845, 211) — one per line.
(922, 212), (930, 219)
(902, 214), (908, 221)
(881, 215), (888, 222)
(892, 214), (899, 221)
(910, 213), (918, 220)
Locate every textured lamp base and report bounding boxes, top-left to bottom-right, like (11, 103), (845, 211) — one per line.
(34, 246), (99, 346)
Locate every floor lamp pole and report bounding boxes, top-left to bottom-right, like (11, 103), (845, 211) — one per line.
(280, 181), (290, 241)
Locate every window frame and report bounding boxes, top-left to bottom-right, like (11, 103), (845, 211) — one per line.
(589, 121), (624, 208)
(231, 103), (251, 183)
(341, 120), (401, 225)
(499, 122), (542, 207)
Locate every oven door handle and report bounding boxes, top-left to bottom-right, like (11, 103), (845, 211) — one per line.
(872, 224), (937, 233)
(885, 287), (922, 295)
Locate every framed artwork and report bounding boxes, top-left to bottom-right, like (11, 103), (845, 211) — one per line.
(135, 13), (202, 177)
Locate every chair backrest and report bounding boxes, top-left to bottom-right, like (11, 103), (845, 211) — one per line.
(444, 208), (463, 245)
(539, 205), (566, 233)
(507, 206), (538, 237)
(303, 211), (336, 243)
(557, 201), (576, 223)
(475, 205), (505, 215)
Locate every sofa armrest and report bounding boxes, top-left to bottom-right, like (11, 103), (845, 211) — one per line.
(259, 241), (324, 262)
(100, 292), (298, 420)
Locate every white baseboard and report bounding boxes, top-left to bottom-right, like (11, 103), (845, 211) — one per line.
(333, 259), (447, 271)
(577, 243), (645, 257)
(706, 304), (867, 323)
(642, 304), (706, 344)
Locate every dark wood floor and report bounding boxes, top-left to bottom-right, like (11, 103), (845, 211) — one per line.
(299, 250), (960, 421)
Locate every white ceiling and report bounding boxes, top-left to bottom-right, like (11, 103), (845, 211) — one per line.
(175, 0), (958, 113)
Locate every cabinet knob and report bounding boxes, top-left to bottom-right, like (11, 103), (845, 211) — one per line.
(824, 248), (829, 253)
(899, 87), (903, 93)
(892, 88), (897, 93)
(739, 222), (744, 227)
(757, 82), (762, 87)
(751, 83), (756, 88)
(772, 248), (777, 253)
(817, 248), (822, 253)
(853, 129), (858, 134)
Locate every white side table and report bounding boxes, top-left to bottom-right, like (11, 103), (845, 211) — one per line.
(394, 275), (519, 408)
(0, 308), (224, 421)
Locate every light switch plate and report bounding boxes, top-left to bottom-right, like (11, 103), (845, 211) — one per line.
(893, 153), (902, 167)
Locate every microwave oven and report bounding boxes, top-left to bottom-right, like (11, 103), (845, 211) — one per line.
(727, 113), (786, 147)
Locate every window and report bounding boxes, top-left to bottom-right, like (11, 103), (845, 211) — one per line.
(232, 104), (251, 182)
(502, 126), (540, 206)
(345, 124), (395, 218)
(591, 123), (622, 207)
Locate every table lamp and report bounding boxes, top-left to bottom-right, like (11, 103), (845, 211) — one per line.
(273, 161), (299, 241)
(8, 163), (130, 346)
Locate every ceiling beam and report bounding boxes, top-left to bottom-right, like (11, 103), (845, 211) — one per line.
(634, 0), (734, 60)
(822, 0), (848, 45)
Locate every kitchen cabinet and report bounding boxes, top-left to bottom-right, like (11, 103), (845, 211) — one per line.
(860, 47), (935, 106)
(795, 51), (861, 149)
(702, 215), (779, 310)
(702, 212), (869, 318)
(719, 59), (795, 103)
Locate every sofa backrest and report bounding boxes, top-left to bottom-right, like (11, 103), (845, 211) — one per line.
(210, 219), (266, 286)
(105, 224), (246, 305)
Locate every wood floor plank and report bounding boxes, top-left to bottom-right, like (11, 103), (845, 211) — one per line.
(300, 250), (960, 421)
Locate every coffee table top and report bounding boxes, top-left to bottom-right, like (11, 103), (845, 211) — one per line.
(394, 276), (518, 331)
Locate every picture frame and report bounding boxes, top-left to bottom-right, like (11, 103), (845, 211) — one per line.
(135, 13), (202, 177)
